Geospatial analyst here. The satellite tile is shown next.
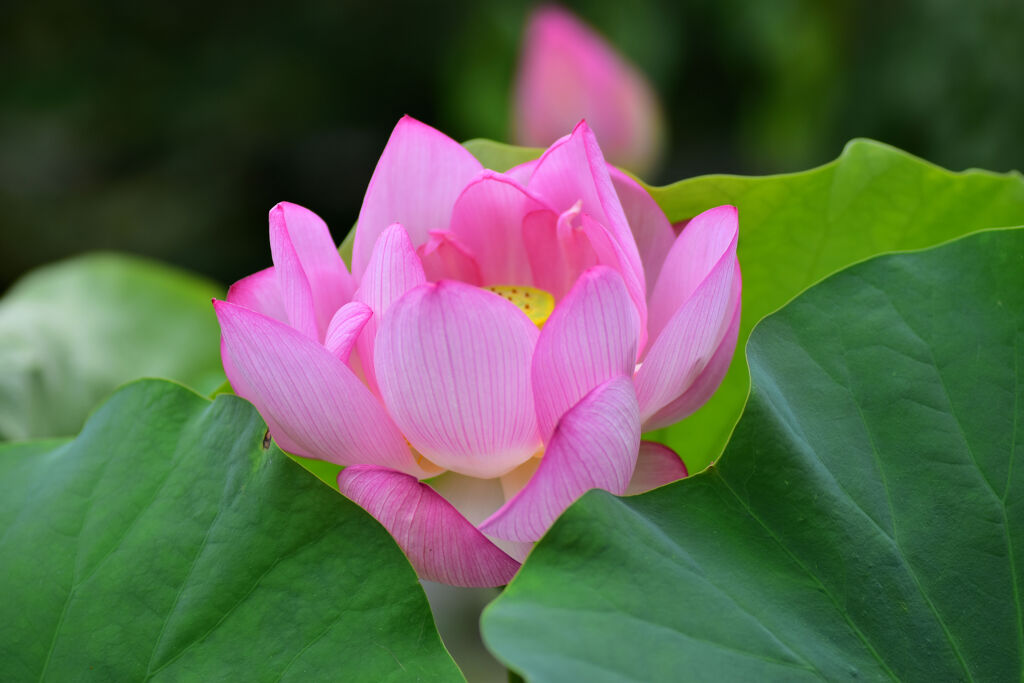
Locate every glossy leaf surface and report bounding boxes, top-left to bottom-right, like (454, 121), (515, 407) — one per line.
(483, 228), (1024, 682)
(0, 380), (461, 681)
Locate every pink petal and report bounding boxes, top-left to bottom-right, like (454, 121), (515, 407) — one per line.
(355, 224), (427, 310)
(521, 203), (599, 301)
(448, 171), (549, 285)
(493, 461), (545, 564)
(635, 252), (741, 426)
(527, 123), (631, 254)
(226, 266), (287, 324)
(526, 122), (648, 344)
(353, 116), (483, 279)
(608, 167), (675, 295)
(480, 375), (640, 542)
(579, 213), (649, 352)
(515, 6), (664, 173)
(515, 160), (674, 298)
(505, 158), (539, 184)
(338, 466), (520, 587)
(531, 266), (639, 442)
(625, 441), (689, 495)
(353, 224), (427, 393)
(431, 471), (535, 563)
(214, 300), (434, 478)
(269, 202), (355, 341)
(646, 205), (738, 349)
(642, 264), (742, 430)
(416, 230), (483, 285)
(270, 220), (316, 339)
(324, 301), (373, 364)
(220, 339), (304, 456)
(375, 280), (541, 479)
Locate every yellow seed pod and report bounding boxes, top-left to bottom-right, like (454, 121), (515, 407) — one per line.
(484, 285), (555, 327)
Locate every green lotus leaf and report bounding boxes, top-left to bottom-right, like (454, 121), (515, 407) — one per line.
(0, 253), (226, 440)
(482, 227), (1024, 681)
(0, 379), (462, 681)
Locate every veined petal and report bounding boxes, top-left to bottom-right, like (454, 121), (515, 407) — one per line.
(608, 167), (675, 295)
(324, 301), (373, 364)
(220, 339), (304, 456)
(355, 224), (427, 311)
(514, 159), (674, 299)
(272, 202), (356, 319)
(505, 158), (540, 184)
(642, 264), (741, 430)
(522, 204), (598, 301)
(338, 466), (520, 588)
(375, 280), (541, 479)
(270, 216), (316, 339)
(527, 122), (630, 245)
(353, 224), (427, 392)
(635, 253), (740, 426)
(448, 171), (549, 285)
(269, 202), (354, 341)
(417, 230), (483, 285)
(532, 266), (638, 442)
(214, 300), (433, 478)
(647, 205), (738, 348)
(430, 471), (535, 563)
(226, 266), (287, 324)
(526, 121), (647, 334)
(353, 116), (483, 279)
(580, 213), (648, 351)
(480, 376), (640, 542)
(625, 441), (689, 495)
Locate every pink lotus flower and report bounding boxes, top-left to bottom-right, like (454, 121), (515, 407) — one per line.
(515, 5), (665, 175)
(214, 116), (740, 587)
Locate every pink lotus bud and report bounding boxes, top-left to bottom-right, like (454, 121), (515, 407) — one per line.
(514, 6), (666, 176)
(214, 117), (740, 587)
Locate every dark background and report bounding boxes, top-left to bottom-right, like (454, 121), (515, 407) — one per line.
(3, 0), (1021, 290)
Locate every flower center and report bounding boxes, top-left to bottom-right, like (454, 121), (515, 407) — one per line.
(484, 285), (555, 327)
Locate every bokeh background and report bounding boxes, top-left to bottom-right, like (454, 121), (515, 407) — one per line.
(3, 0), (1022, 291)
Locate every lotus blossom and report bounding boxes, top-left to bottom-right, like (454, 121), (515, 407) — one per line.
(214, 116), (740, 587)
(515, 5), (665, 175)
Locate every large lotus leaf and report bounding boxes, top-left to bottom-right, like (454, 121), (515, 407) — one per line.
(454, 138), (1024, 471)
(0, 253), (226, 441)
(481, 227), (1024, 681)
(0, 379), (461, 681)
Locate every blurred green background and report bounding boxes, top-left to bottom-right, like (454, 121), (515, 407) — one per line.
(2, 0), (1021, 290)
